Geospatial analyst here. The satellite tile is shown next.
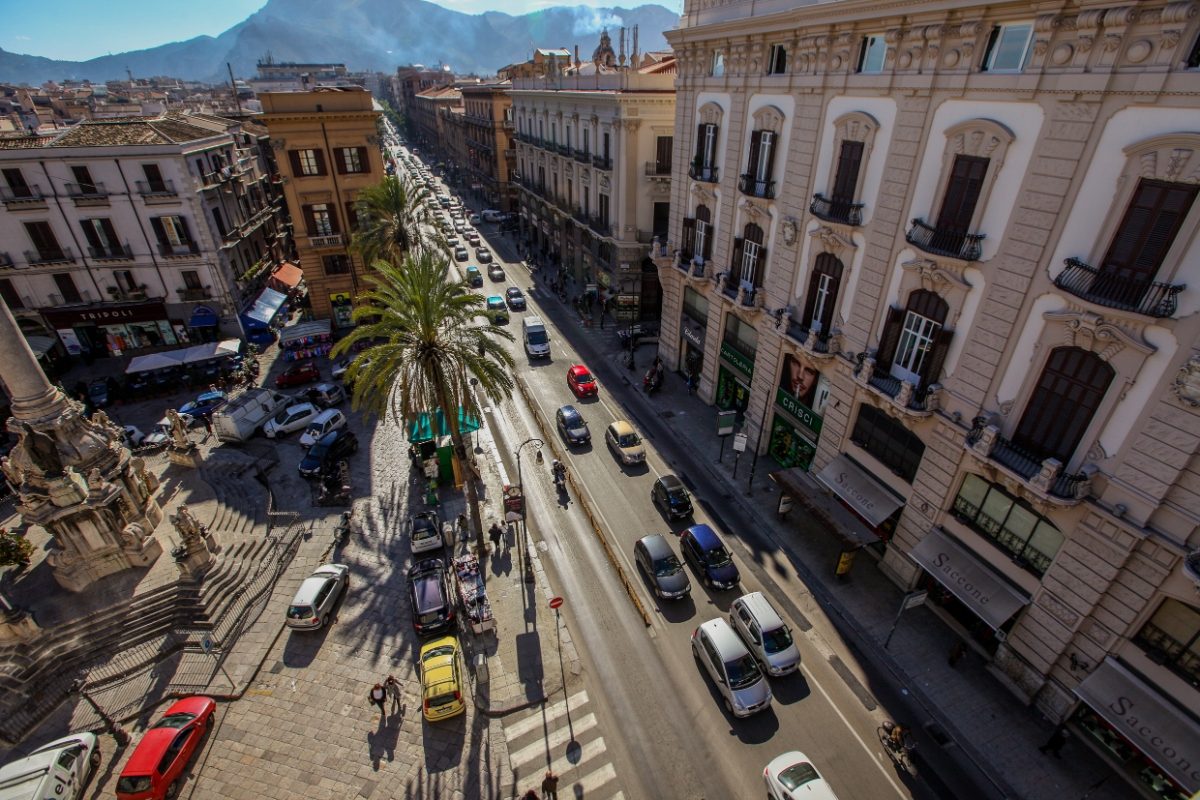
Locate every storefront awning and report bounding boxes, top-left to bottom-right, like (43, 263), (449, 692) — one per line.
(125, 340), (242, 374)
(279, 319), (331, 347)
(909, 528), (1030, 630)
(815, 455), (904, 527)
(771, 468), (879, 548)
(242, 288), (288, 327)
(189, 305), (218, 328)
(271, 261), (303, 289)
(1075, 658), (1200, 793)
(408, 408), (483, 443)
(24, 335), (55, 357)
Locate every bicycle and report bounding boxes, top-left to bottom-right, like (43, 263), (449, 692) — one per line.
(878, 720), (917, 771)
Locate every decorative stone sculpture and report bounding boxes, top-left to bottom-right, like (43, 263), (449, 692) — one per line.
(166, 409), (189, 449)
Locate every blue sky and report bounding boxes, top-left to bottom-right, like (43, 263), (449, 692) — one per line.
(0, 0), (651, 61)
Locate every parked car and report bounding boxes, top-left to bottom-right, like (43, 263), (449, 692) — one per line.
(141, 418), (173, 449)
(274, 361), (320, 388)
(445, 235), (460, 249)
(285, 564), (349, 630)
(115, 696), (216, 800)
(567, 364), (598, 398)
(505, 286), (526, 310)
(475, 247), (493, 263)
(730, 592), (801, 676)
(764, 752), (841, 800)
(409, 510), (443, 554)
(299, 408), (347, 448)
(617, 322), (661, 347)
(469, 213), (482, 225)
(485, 296), (509, 324)
(408, 558), (456, 637)
(330, 357), (353, 381)
(605, 420), (645, 466)
(652, 474), (693, 520)
(465, 231), (481, 246)
(419, 636), (466, 722)
(680, 524), (740, 590)
(635, 534), (691, 600)
(87, 377), (118, 408)
(263, 402), (320, 438)
(177, 391), (227, 427)
(0, 731), (100, 800)
(481, 208), (503, 222)
(465, 265), (483, 287)
(487, 263), (505, 281)
(556, 405), (591, 446)
(305, 382), (346, 409)
(298, 430), (358, 479)
(123, 425), (146, 447)
(691, 618), (772, 718)
(454, 247), (470, 262)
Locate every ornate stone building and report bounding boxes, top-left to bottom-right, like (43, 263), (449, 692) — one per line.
(659, 1), (1200, 796)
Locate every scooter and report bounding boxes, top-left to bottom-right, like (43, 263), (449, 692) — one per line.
(334, 510), (352, 545)
(643, 370), (662, 395)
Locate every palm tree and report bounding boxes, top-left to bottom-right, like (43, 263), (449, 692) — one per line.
(349, 174), (434, 267)
(332, 249), (515, 553)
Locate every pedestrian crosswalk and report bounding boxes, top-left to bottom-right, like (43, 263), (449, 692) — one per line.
(503, 690), (625, 800)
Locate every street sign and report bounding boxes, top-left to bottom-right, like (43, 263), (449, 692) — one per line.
(732, 433), (748, 452)
(716, 410), (737, 436)
(549, 597), (564, 609)
(201, 632), (214, 655)
(902, 590), (928, 611)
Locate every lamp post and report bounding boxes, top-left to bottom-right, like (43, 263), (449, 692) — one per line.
(746, 386), (773, 496)
(70, 679), (129, 745)
(515, 437), (543, 584)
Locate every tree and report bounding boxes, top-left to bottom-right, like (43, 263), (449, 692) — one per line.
(349, 174), (434, 268)
(332, 249), (515, 553)
(0, 529), (33, 571)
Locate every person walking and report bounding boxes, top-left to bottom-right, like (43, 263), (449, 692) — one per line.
(541, 769), (560, 800)
(368, 683), (386, 717)
(201, 414), (214, 442)
(384, 675), (402, 714)
(1039, 723), (1068, 758)
(489, 522), (504, 552)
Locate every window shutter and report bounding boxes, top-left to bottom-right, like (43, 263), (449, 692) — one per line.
(918, 326), (954, 392)
(731, 237), (745, 277)
(100, 218), (120, 246)
(179, 216), (194, 244)
(936, 155), (988, 233)
(79, 220), (101, 249)
(874, 306), (905, 371)
(314, 149), (327, 176)
(345, 201), (359, 232)
(681, 217), (696, 259)
(694, 124), (705, 165)
(818, 270), (841, 333)
(357, 147), (370, 173)
(288, 150), (303, 176)
(1102, 180), (1197, 282)
(832, 141), (864, 202)
(761, 133), (777, 183)
(746, 130), (762, 179)
(335, 149), (348, 175)
(800, 271), (821, 331)
(149, 217), (167, 247)
(702, 223), (714, 260)
(302, 205), (316, 236)
(656, 136), (673, 169)
(328, 206), (341, 235)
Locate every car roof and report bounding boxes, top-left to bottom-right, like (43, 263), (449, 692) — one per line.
(412, 572), (446, 613)
(686, 523), (722, 550)
(310, 408), (342, 423)
(735, 591), (785, 630)
(610, 420), (634, 436)
(569, 364), (590, 375)
(698, 618), (747, 656)
(292, 575), (333, 604)
(315, 429), (344, 446)
(487, 296), (504, 303)
(122, 727), (176, 774)
(659, 474), (685, 491)
(638, 534), (674, 561)
(558, 405), (581, 421)
(419, 634), (459, 659)
(285, 402), (317, 414)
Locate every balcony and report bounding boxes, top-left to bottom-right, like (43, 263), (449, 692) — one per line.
(136, 179), (177, 197)
(66, 182), (111, 206)
(555, 143), (572, 156)
(1054, 257), (1184, 318)
(588, 215), (613, 238)
(309, 233), (345, 249)
(855, 357), (942, 416)
(644, 161), (671, 176)
(906, 218), (984, 262)
(157, 241), (200, 258)
(25, 247), (75, 265)
(574, 149), (591, 164)
(784, 321), (841, 359)
(688, 163), (718, 183)
(572, 206), (589, 225)
(176, 287), (212, 302)
(738, 174), (776, 200)
(89, 244), (133, 261)
(810, 193), (863, 226)
(965, 422), (1093, 504)
(0, 252), (12, 268)
(108, 287), (148, 302)
(0, 185), (46, 207)
(592, 155), (613, 171)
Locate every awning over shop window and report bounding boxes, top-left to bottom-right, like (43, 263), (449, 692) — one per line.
(909, 528), (1030, 630)
(242, 287), (287, 327)
(770, 468), (879, 548)
(1075, 657), (1200, 793)
(815, 455), (904, 527)
(125, 340), (241, 374)
(24, 335), (55, 358)
(189, 305), (218, 328)
(408, 408), (483, 443)
(271, 261), (303, 289)
(279, 319), (331, 347)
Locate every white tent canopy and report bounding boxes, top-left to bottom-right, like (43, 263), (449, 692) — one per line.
(125, 339), (242, 374)
(279, 319), (331, 347)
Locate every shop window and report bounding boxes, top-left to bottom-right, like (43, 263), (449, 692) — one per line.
(722, 313), (758, 358)
(767, 44), (788, 75)
(1133, 598), (1200, 687)
(981, 23), (1033, 73)
(1013, 346), (1113, 465)
(849, 404), (923, 482)
(857, 35), (887, 73)
(951, 474), (1063, 576)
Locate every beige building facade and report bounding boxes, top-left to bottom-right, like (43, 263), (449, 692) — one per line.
(258, 87), (384, 327)
(659, 2), (1200, 797)
(459, 82), (516, 211)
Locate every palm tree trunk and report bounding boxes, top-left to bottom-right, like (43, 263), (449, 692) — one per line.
(435, 384), (485, 555)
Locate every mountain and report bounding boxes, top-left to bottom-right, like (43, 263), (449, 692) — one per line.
(0, 0), (679, 85)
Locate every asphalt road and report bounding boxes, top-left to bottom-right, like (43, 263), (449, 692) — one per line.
(397, 143), (933, 800)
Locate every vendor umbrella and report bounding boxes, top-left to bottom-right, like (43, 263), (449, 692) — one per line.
(407, 408), (482, 443)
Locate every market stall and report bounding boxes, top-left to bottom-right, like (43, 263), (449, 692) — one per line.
(453, 553), (495, 635)
(278, 319), (333, 362)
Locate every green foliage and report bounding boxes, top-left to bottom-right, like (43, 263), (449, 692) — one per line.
(0, 530), (34, 569)
(349, 175), (433, 267)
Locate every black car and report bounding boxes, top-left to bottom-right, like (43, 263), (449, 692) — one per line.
(556, 405), (591, 446)
(87, 377), (117, 408)
(505, 287), (526, 310)
(680, 524), (740, 590)
(408, 558), (456, 636)
(298, 430), (359, 478)
(617, 322), (660, 347)
(652, 474), (694, 520)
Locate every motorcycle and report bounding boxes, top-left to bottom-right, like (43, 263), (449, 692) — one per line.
(316, 460), (351, 506)
(643, 370), (662, 395)
(552, 461), (567, 493)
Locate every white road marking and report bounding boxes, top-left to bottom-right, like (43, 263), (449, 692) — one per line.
(507, 712), (598, 767)
(504, 691), (590, 741)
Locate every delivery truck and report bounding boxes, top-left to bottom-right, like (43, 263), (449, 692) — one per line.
(212, 387), (292, 443)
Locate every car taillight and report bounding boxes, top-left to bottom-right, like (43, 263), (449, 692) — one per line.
(311, 616), (319, 623)
(454, 691), (462, 702)
(423, 698), (430, 712)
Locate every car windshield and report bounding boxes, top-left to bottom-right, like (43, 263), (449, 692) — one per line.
(152, 712), (196, 729)
(116, 776), (152, 793)
(273, 408), (291, 423)
(412, 517), (437, 539)
(488, 299), (504, 309)
(307, 442), (329, 459)
(763, 626), (794, 654)
(424, 645), (455, 661)
(618, 432), (640, 448)
(725, 654), (762, 689)
(287, 605), (314, 619)
(704, 545), (732, 567)
(528, 331), (548, 345)
(576, 371), (594, 384)
(778, 762), (820, 790)
(653, 555), (681, 577)
(667, 488), (689, 503)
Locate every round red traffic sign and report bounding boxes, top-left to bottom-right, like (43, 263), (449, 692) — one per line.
(548, 596), (564, 609)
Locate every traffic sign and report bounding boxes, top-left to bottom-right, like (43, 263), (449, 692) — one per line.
(201, 633), (214, 655)
(716, 410), (737, 436)
(548, 596), (564, 610)
(732, 433), (748, 452)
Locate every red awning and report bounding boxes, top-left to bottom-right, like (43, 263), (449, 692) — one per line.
(270, 261), (303, 289)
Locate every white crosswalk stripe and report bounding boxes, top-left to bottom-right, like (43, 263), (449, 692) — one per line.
(503, 689), (625, 799)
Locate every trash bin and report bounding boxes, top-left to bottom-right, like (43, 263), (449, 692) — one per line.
(474, 653), (489, 684)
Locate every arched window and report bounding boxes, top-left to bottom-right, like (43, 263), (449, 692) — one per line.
(876, 290), (952, 391)
(695, 205), (712, 262)
(800, 254), (845, 337)
(1013, 347), (1114, 464)
(731, 223), (766, 288)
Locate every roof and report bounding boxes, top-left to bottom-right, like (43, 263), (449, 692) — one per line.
(0, 135), (55, 150)
(271, 261), (303, 289)
(537, 48), (571, 57)
(27, 112), (228, 148)
(686, 523), (722, 549)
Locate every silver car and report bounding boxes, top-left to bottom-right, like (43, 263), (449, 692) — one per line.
(729, 592), (801, 676)
(691, 618), (772, 717)
(286, 564), (349, 629)
(634, 534), (691, 599)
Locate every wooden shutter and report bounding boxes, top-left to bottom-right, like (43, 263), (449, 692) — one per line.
(1014, 347), (1114, 463)
(761, 132), (777, 184)
(327, 206), (341, 235)
(302, 204), (317, 236)
(357, 147), (370, 173)
(344, 201), (359, 232)
(702, 223), (713, 260)
(1101, 179), (1197, 283)
(680, 217), (696, 259)
(832, 141), (864, 202)
(79, 220), (102, 250)
(335, 148), (348, 175)
(0, 278), (22, 310)
(288, 150), (303, 177)
(99, 218), (120, 246)
(730, 237), (745, 278)
(314, 149), (327, 176)
(746, 131), (762, 180)
(936, 155), (988, 233)
(752, 247), (767, 286)
(874, 306), (905, 371)
(149, 217), (167, 247)
(178, 216), (194, 244)
(800, 270), (821, 331)
(656, 137), (673, 170)
(918, 326), (954, 391)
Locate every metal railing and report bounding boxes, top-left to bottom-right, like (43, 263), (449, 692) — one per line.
(906, 218), (984, 261)
(157, 241), (200, 257)
(1054, 257), (1183, 318)
(785, 321), (834, 353)
(65, 182), (109, 198)
(810, 193), (863, 226)
(309, 233), (345, 248)
(573, 149), (591, 163)
(738, 174), (776, 199)
(644, 161), (671, 176)
(592, 154), (613, 171)
(688, 163), (718, 183)
(177, 287), (212, 301)
(588, 215), (612, 237)
(89, 244), (133, 260)
(136, 179), (177, 196)
(25, 247), (75, 264)
(0, 185), (44, 202)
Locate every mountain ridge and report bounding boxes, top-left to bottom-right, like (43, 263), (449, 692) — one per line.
(0, 0), (678, 85)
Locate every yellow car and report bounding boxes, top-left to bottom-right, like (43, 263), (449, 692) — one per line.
(419, 636), (466, 721)
(605, 420), (646, 466)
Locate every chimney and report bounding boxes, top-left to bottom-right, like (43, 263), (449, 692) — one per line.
(574, 44), (581, 71)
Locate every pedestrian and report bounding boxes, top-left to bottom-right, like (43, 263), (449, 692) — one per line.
(384, 675), (402, 713)
(521, 790), (539, 800)
(201, 414), (214, 441)
(489, 522), (503, 551)
(686, 372), (698, 395)
(541, 769), (559, 800)
(947, 641), (967, 667)
(457, 512), (469, 539)
(368, 683), (386, 716)
(1039, 724), (1068, 758)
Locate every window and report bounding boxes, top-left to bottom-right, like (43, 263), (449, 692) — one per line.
(831, 140), (864, 204)
(767, 44), (787, 75)
(654, 136), (673, 173)
(952, 474), (1063, 575)
(1134, 598), (1200, 687)
(603, 132), (611, 160)
(0, 278), (23, 310)
(337, 147), (368, 174)
(289, 148), (325, 177)
(711, 51), (725, 77)
(730, 223), (765, 289)
(800, 254), (844, 336)
(323, 255), (350, 275)
(693, 123), (719, 178)
(307, 203), (336, 237)
(742, 130), (776, 197)
(53, 272), (82, 304)
(652, 202), (670, 239)
(210, 207), (226, 239)
(850, 404), (924, 482)
(23, 221), (63, 260)
(1100, 179), (1197, 291)
(857, 36), (887, 73)
(1188, 33), (1200, 69)
(113, 269), (135, 292)
(583, 129), (590, 155)
(875, 290), (951, 391)
(598, 194), (610, 227)
(182, 270), (202, 290)
(80, 218), (120, 256)
(156, 216), (190, 247)
(141, 164), (166, 190)
(981, 23), (1033, 72)
(937, 155), (988, 236)
(344, 201), (360, 232)
(1013, 346), (1113, 465)
(695, 205), (712, 262)
(2, 168), (33, 198)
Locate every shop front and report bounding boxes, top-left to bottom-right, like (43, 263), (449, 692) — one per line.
(1072, 657), (1200, 800)
(716, 315), (757, 420)
(187, 305), (219, 343)
(329, 292), (354, 329)
(43, 301), (179, 358)
(680, 288), (709, 379)
(769, 353), (832, 472)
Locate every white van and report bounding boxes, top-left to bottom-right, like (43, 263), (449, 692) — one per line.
(522, 316), (551, 358)
(0, 732), (100, 800)
(729, 591), (801, 676)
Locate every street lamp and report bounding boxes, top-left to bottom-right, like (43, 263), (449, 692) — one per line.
(70, 679), (129, 745)
(514, 437), (543, 584)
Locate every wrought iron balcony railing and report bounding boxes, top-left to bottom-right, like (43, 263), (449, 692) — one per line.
(738, 174), (776, 199)
(905, 218), (984, 261)
(810, 193), (863, 226)
(688, 163), (718, 183)
(1054, 257), (1183, 318)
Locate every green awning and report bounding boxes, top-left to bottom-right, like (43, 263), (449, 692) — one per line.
(408, 408), (482, 443)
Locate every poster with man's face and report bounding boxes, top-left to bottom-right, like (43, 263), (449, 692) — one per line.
(780, 353), (830, 416)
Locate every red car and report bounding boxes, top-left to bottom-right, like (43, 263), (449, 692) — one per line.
(115, 696), (216, 799)
(567, 364), (598, 398)
(275, 360), (320, 388)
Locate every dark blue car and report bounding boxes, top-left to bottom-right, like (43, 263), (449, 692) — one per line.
(679, 524), (740, 590)
(299, 429), (359, 479)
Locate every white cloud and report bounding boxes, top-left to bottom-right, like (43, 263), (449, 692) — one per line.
(573, 10), (623, 35)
